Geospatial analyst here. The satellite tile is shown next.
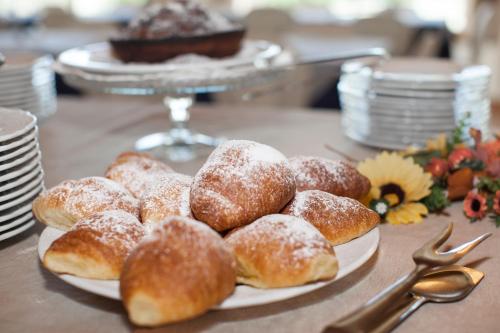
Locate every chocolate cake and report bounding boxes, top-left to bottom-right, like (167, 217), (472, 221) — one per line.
(109, 0), (245, 63)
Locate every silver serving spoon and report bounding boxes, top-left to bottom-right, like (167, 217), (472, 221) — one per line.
(372, 265), (484, 333)
(323, 223), (490, 333)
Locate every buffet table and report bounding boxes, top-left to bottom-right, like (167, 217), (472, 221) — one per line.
(0, 96), (498, 333)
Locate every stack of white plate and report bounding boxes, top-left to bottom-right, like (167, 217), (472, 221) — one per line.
(338, 57), (491, 149)
(0, 108), (44, 241)
(0, 52), (57, 122)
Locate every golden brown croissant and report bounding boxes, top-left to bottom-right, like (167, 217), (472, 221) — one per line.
(190, 140), (296, 231)
(289, 155), (370, 200)
(282, 190), (379, 245)
(33, 176), (140, 231)
(43, 210), (144, 279)
(120, 216), (236, 326)
(105, 151), (173, 198)
(140, 173), (193, 231)
(225, 214), (338, 288)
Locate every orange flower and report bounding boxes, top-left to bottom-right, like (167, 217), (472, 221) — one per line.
(463, 191), (488, 220)
(494, 191), (500, 215)
(448, 148), (474, 169)
(476, 138), (500, 177)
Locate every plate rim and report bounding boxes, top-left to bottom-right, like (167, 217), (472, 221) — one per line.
(0, 108), (36, 142)
(0, 172), (44, 203)
(0, 218), (35, 241)
(0, 153), (42, 183)
(37, 226), (379, 309)
(0, 211), (33, 232)
(57, 39), (282, 75)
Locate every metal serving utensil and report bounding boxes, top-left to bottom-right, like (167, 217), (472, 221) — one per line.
(242, 48), (388, 101)
(372, 265), (484, 333)
(322, 223), (491, 333)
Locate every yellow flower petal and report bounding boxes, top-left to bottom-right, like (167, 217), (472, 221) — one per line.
(358, 152), (433, 204)
(385, 203), (428, 225)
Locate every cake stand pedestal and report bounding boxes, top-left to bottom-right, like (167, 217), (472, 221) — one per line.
(134, 95), (227, 161)
(55, 40), (285, 161)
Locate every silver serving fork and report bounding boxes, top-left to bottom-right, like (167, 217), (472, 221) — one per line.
(322, 223), (491, 333)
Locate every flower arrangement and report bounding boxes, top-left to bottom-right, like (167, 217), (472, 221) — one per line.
(357, 118), (500, 226)
(357, 152), (432, 224)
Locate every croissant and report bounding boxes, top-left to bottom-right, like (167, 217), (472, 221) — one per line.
(105, 151), (173, 198)
(43, 210), (144, 279)
(289, 155), (370, 200)
(225, 214), (338, 288)
(190, 140), (296, 231)
(120, 216), (236, 326)
(33, 176), (140, 231)
(282, 190), (379, 245)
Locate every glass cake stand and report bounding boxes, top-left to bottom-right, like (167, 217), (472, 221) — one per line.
(55, 40), (287, 161)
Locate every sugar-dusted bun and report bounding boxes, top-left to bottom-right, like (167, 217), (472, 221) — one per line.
(33, 176), (140, 231)
(105, 151), (174, 198)
(282, 190), (379, 245)
(225, 214), (338, 288)
(190, 140), (296, 231)
(120, 216), (236, 326)
(43, 210), (144, 279)
(289, 156), (370, 200)
(141, 173), (193, 230)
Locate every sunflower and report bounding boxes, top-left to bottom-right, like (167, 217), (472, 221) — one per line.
(358, 152), (433, 225)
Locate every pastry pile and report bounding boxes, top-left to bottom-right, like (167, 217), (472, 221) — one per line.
(34, 140), (379, 327)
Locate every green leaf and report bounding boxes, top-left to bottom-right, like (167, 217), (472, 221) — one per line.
(476, 176), (500, 193)
(409, 151), (442, 168)
(492, 214), (500, 227)
(449, 113), (471, 146)
(457, 159), (485, 171)
(421, 185), (450, 213)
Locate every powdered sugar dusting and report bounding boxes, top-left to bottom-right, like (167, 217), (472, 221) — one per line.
(52, 176), (140, 220)
(282, 190), (379, 245)
(73, 210), (144, 252)
(105, 152), (173, 198)
(132, 216), (235, 287)
(191, 140), (296, 231)
(289, 155), (370, 199)
(226, 214), (332, 265)
(141, 173), (193, 225)
(125, 0), (236, 39)
(287, 190), (361, 217)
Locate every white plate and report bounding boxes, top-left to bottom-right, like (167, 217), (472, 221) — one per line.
(0, 128), (37, 153)
(0, 219), (35, 242)
(339, 95), (490, 114)
(0, 147), (39, 172)
(0, 182), (42, 210)
(0, 164), (42, 192)
(0, 172), (43, 202)
(0, 139), (37, 162)
(0, 108), (36, 142)
(58, 40), (282, 75)
(0, 153), (41, 182)
(0, 200), (33, 223)
(37, 226), (379, 309)
(0, 211), (32, 232)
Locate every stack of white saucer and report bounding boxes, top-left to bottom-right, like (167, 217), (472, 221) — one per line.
(339, 57), (491, 149)
(0, 52), (57, 122)
(0, 108), (44, 241)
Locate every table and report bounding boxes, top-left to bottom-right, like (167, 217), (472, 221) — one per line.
(0, 96), (499, 333)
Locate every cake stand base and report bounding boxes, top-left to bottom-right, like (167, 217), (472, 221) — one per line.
(133, 95), (225, 162)
(134, 128), (226, 162)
